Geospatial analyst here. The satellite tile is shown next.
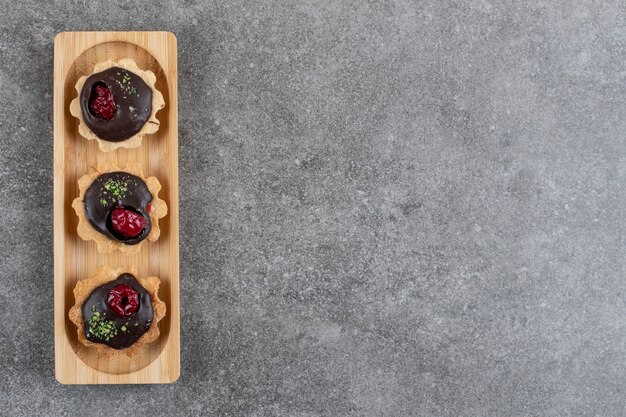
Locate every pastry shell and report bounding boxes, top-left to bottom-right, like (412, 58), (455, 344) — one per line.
(69, 265), (166, 357)
(69, 58), (165, 152)
(71, 161), (167, 254)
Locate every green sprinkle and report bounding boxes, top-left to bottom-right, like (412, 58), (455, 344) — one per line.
(121, 325), (127, 332)
(86, 309), (118, 342)
(103, 179), (128, 199)
(100, 198), (108, 206)
(115, 70), (137, 95)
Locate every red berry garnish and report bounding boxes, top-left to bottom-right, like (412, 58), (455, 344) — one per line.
(106, 284), (140, 316)
(89, 84), (116, 120)
(110, 207), (147, 239)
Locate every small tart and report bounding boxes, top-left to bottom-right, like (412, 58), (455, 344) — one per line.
(69, 266), (166, 357)
(69, 58), (165, 152)
(72, 161), (167, 254)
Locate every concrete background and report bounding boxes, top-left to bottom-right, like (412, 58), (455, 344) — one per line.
(0, 0), (624, 415)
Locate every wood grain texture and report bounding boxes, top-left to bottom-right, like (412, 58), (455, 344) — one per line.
(53, 32), (179, 384)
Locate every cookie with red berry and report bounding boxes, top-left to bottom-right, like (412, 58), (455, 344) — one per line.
(72, 161), (167, 254)
(69, 266), (166, 356)
(70, 58), (165, 152)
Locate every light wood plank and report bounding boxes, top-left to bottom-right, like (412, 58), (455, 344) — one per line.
(54, 31), (180, 384)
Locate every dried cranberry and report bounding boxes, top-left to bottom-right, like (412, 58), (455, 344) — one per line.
(110, 207), (147, 239)
(107, 284), (140, 316)
(89, 84), (116, 120)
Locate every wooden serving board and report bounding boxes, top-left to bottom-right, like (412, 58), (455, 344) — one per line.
(53, 32), (179, 384)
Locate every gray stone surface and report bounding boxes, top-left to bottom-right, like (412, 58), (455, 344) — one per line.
(0, 0), (624, 415)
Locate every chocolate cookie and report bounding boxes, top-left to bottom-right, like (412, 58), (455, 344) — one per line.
(69, 266), (167, 356)
(79, 67), (153, 142)
(70, 59), (165, 152)
(83, 171), (153, 245)
(72, 162), (168, 254)
(81, 273), (154, 350)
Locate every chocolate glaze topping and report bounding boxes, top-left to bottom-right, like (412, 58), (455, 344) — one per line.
(82, 273), (154, 350)
(80, 66), (153, 141)
(83, 172), (152, 245)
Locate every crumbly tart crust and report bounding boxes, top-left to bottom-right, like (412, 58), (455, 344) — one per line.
(71, 161), (168, 254)
(69, 266), (166, 357)
(69, 58), (165, 152)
